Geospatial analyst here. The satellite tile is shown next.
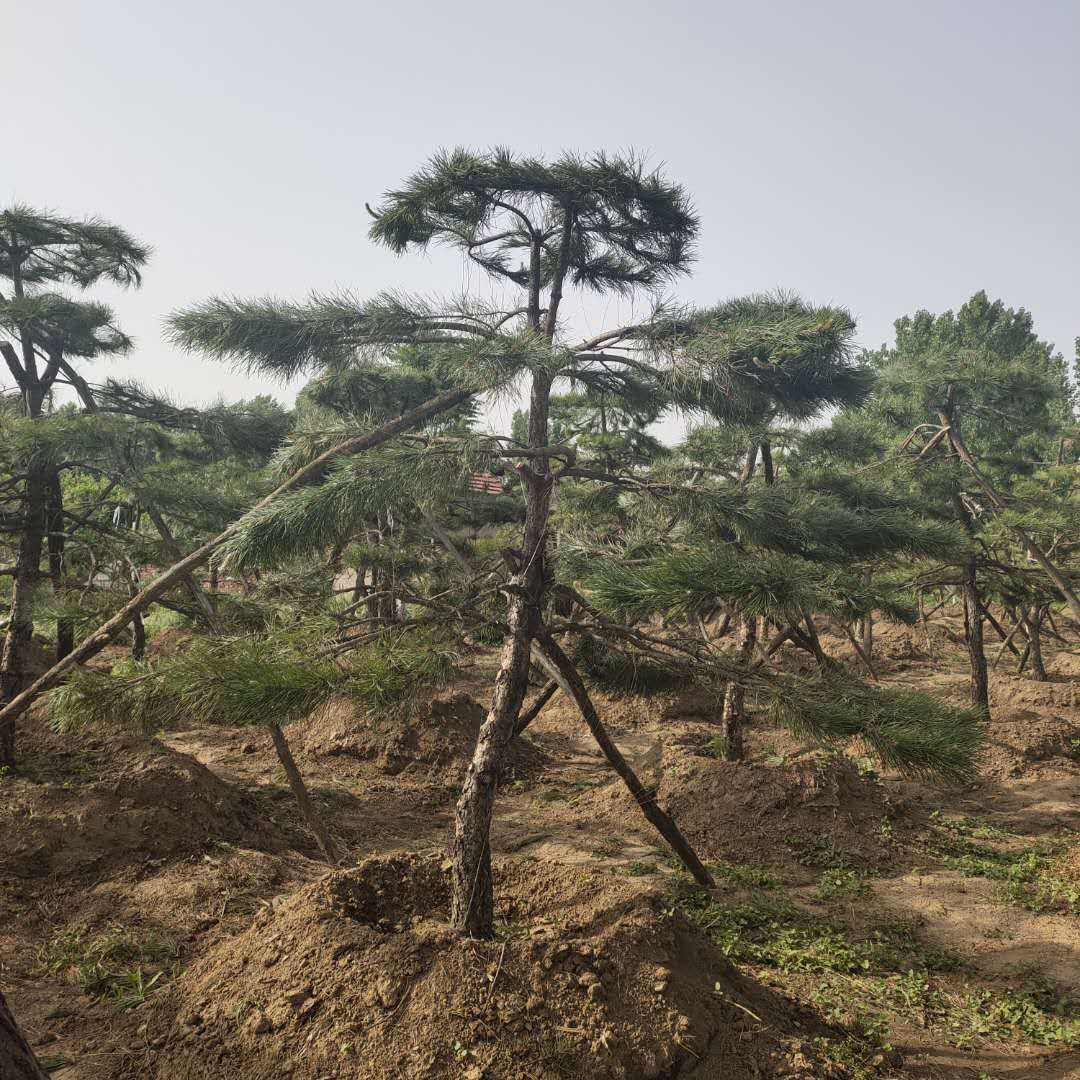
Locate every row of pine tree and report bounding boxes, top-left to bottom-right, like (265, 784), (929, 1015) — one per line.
(2, 151), (1078, 938)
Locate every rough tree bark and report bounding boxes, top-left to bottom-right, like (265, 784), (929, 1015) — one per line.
(46, 470), (74, 662)
(759, 439), (775, 485)
(449, 373), (554, 936)
(0, 255), (55, 769)
(721, 616), (758, 761)
(962, 559), (990, 714)
(0, 992), (49, 1080)
(936, 390), (989, 715)
(1024, 606), (1047, 682)
(450, 206), (574, 938)
(125, 563), (147, 662)
(0, 457), (47, 768)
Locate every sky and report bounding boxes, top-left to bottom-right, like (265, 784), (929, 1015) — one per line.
(4, 0), (1078, 439)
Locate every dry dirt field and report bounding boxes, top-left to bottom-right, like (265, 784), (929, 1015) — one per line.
(3, 616), (1080, 1078)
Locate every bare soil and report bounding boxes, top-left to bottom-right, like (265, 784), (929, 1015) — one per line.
(2, 614), (1079, 1078)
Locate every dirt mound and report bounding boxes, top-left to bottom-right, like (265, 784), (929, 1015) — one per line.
(115, 853), (839, 1080)
(656, 753), (906, 871)
(144, 626), (194, 662)
(817, 619), (947, 673)
(0, 730), (279, 881)
(980, 703), (1080, 780)
(990, 674), (1080, 712)
(299, 691), (547, 786)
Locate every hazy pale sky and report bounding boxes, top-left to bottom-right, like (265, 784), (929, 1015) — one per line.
(5, 0), (1078, 434)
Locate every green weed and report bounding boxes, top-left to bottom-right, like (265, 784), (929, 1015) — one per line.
(613, 860), (660, 877)
(816, 867), (873, 900)
(928, 809), (1010, 841)
(786, 836), (861, 871)
(702, 735), (731, 759)
(925, 825), (1080, 914)
(43, 924), (178, 1009)
(711, 859), (781, 890)
(668, 879), (959, 975)
(881, 969), (1080, 1048)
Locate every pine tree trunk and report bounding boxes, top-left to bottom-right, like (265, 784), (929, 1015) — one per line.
(739, 442), (758, 484)
(268, 722), (339, 864)
(1017, 643), (1030, 676)
(131, 610), (146, 661)
(46, 470), (73, 661)
(448, 211), (572, 938)
(759, 439), (775, 484)
(721, 617), (757, 761)
(450, 266), (558, 938)
(962, 559), (989, 714)
(860, 571), (873, 661)
(450, 591), (535, 936)
(0, 993), (49, 1080)
(125, 561), (146, 661)
(0, 457), (47, 769)
(1025, 606), (1047, 681)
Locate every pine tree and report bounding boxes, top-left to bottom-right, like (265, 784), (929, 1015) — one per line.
(820, 292), (1079, 712)
(0, 207), (149, 766)
(165, 150), (889, 936)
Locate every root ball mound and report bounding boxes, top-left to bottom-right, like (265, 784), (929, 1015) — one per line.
(0, 731), (279, 881)
(118, 853), (837, 1080)
(299, 691), (547, 785)
(657, 754), (905, 870)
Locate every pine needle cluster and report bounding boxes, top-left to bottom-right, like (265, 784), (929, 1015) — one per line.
(48, 630), (459, 735)
(767, 674), (986, 784)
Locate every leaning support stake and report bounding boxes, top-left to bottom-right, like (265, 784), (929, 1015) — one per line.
(533, 628), (715, 888)
(268, 723), (340, 865)
(513, 679), (559, 736)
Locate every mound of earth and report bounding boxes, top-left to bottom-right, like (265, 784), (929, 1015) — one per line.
(990, 674), (1080, 712)
(656, 754), (906, 871)
(144, 626), (195, 662)
(114, 853), (844, 1080)
(0, 730), (280, 881)
(299, 691), (547, 786)
(980, 703), (1080, 780)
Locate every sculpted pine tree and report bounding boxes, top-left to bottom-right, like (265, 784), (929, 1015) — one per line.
(362, 151), (701, 935)
(158, 151), (882, 935)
